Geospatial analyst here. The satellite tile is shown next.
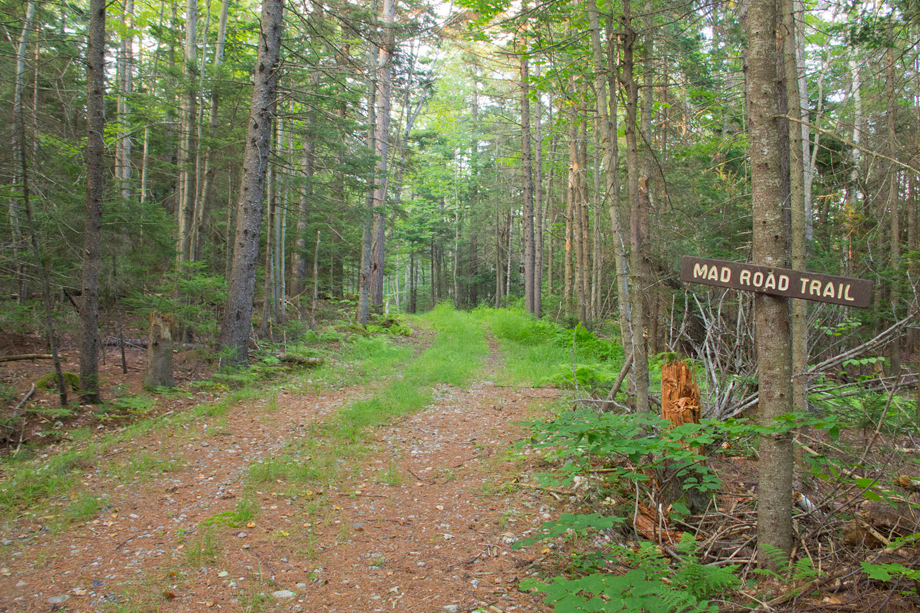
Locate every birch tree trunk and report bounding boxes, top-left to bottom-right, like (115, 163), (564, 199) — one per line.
(495, 211), (503, 307)
(218, 0), (284, 366)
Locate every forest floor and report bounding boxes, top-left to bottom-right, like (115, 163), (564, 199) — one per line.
(4, 311), (920, 613)
(0, 320), (562, 612)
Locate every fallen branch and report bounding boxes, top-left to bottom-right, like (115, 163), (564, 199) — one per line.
(0, 354), (53, 363)
(602, 349), (633, 412)
(807, 310), (917, 376)
(7, 384), (36, 421)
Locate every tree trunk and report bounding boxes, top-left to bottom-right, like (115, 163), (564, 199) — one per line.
(195, 0), (231, 262)
(506, 211), (513, 299)
(783, 0), (808, 420)
(747, 0), (794, 569)
(311, 230), (320, 328)
(565, 90), (576, 318)
(218, 0), (284, 366)
(369, 0), (396, 310)
(260, 144), (275, 337)
(359, 40), (377, 327)
(293, 78), (317, 295)
(10, 0), (36, 303)
(16, 0), (67, 407)
(408, 251), (416, 314)
(176, 0), (198, 264)
(521, 53), (535, 315)
(495, 211), (503, 307)
(80, 0), (106, 403)
(886, 34), (900, 374)
(533, 63), (544, 318)
(578, 110), (590, 325)
(115, 0), (134, 202)
(623, 0), (649, 414)
(605, 10), (632, 360)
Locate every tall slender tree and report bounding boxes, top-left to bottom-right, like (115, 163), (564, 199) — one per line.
(218, 0), (285, 366)
(80, 0), (106, 403)
(369, 0), (396, 310)
(747, 0), (794, 569)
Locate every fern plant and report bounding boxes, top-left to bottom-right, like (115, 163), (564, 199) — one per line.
(520, 535), (738, 612)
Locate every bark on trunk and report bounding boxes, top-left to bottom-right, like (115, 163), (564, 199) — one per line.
(195, 0), (231, 262)
(80, 0), (106, 403)
(533, 63), (544, 318)
(747, 0), (794, 569)
(369, 0), (396, 310)
(623, 0), (649, 414)
(783, 0), (808, 419)
(176, 0), (198, 264)
(521, 53), (535, 315)
(218, 0), (284, 366)
(115, 0), (134, 202)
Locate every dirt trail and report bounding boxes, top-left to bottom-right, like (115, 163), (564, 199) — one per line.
(0, 342), (559, 612)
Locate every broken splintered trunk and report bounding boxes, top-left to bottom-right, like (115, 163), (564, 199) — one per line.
(144, 312), (175, 390)
(661, 360), (701, 426)
(658, 360), (707, 512)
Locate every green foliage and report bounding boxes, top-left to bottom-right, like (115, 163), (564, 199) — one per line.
(476, 308), (624, 389)
(0, 447), (95, 517)
(125, 262), (228, 344)
(203, 498), (260, 528)
(514, 513), (622, 549)
(520, 536), (733, 612)
(184, 525), (223, 567)
(526, 411), (725, 495)
(63, 493), (106, 524)
(862, 558), (920, 584)
(336, 304), (487, 440)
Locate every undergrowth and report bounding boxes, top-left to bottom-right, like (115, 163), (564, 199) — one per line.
(476, 307), (624, 392)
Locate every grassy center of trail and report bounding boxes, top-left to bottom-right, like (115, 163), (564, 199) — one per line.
(336, 304), (489, 439)
(246, 304), (489, 494)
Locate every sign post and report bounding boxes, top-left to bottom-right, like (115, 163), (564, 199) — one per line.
(679, 256), (873, 308)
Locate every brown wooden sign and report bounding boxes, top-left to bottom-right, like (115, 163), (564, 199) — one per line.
(679, 256), (873, 308)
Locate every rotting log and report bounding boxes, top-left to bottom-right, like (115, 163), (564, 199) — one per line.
(274, 354), (324, 367)
(0, 354), (54, 363)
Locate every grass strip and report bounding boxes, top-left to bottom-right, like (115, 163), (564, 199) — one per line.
(241, 304), (488, 497)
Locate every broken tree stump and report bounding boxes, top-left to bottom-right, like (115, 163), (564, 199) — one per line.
(658, 360), (707, 512)
(661, 360), (701, 427)
(143, 312), (175, 390)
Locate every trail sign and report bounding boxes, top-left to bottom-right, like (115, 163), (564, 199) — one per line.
(680, 256), (873, 308)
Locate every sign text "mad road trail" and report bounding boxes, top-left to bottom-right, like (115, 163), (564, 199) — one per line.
(679, 256), (873, 308)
